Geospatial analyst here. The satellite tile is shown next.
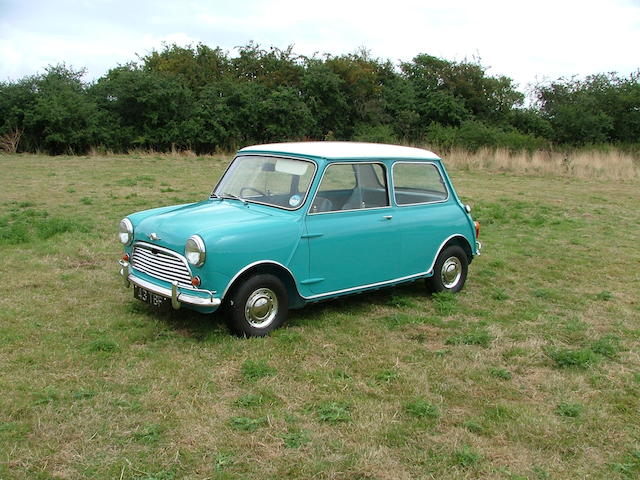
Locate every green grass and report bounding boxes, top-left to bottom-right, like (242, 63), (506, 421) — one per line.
(315, 401), (351, 424)
(0, 153), (638, 479)
(240, 359), (277, 381)
(404, 398), (439, 419)
(555, 402), (583, 418)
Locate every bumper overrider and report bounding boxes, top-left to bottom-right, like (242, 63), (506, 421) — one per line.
(119, 259), (221, 310)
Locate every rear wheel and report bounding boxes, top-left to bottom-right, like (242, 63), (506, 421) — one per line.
(226, 274), (288, 337)
(426, 245), (468, 293)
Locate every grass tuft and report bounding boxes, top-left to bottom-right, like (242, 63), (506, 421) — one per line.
(132, 424), (162, 444)
(214, 452), (234, 471)
(33, 388), (59, 406)
(484, 405), (517, 422)
(316, 401), (351, 424)
(432, 291), (457, 315)
(446, 328), (492, 348)
(590, 335), (623, 358)
(387, 294), (417, 308)
(610, 450), (640, 478)
(282, 431), (310, 448)
(491, 287), (510, 301)
(88, 338), (120, 353)
(374, 368), (399, 383)
(488, 367), (512, 380)
(545, 346), (598, 368)
(462, 420), (485, 435)
(404, 398), (439, 419)
(0, 210), (91, 245)
(594, 290), (613, 301)
(241, 360), (276, 381)
(451, 445), (482, 468)
(229, 416), (268, 432)
(555, 402), (583, 418)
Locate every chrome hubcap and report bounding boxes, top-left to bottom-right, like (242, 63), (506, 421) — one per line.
(441, 257), (462, 288)
(244, 288), (278, 328)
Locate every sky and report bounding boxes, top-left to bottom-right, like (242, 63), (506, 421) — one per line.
(1, 0), (639, 92)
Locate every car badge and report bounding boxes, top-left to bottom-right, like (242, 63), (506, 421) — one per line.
(148, 232), (160, 241)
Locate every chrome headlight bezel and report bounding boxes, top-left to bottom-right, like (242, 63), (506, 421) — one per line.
(118, 218), (134, 245)
(185, 235), (206, 267)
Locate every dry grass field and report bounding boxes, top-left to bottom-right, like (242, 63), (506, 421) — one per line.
(442, 148), (639, 181)
(0, 150), (639, 479)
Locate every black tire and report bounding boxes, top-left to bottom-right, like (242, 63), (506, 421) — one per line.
(226, 274), (288, 337)
(426, 245), (468, 293)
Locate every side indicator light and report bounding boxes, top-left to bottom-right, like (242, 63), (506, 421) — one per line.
(474, 221), (480, 238)
(191, 276), (201, 287)
(122, 253), (129, 262)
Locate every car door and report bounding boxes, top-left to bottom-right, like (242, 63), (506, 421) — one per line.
(391, 161), (462, 276)
(304, 162), (400, 295)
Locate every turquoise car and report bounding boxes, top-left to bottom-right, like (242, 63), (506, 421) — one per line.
(118, 142), (481, 336)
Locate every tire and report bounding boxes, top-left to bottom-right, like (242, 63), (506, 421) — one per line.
(226, 274), (288, 337)
(426, 245), (468, 293)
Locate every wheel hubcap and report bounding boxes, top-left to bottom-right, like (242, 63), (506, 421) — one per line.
(441, 257), (462, 288)
(244, 288), (278, 328)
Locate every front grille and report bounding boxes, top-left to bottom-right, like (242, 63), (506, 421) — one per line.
(131, 243), (192, 287)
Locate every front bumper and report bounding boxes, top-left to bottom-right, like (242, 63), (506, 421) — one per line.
(119, 260), (221, 310)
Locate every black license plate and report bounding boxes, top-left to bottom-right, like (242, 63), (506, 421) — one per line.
(134, 284), (168, 307)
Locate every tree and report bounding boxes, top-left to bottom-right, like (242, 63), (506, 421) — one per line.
(89, 65), (196, 150)
(532, 73), (640, 145)
(142, 43), (231, 92)
(21, 65), (98, 154)
(402, 54), (523, 127)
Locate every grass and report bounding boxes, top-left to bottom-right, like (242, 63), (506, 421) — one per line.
(0, 152), (638, 479)
(443, 147), (640, 181)
(404, 398), (439, 419)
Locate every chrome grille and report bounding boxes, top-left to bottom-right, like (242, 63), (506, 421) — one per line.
(131, 243), (192, 287)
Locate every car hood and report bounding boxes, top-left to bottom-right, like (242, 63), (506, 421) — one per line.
(134, 200), (277, 251)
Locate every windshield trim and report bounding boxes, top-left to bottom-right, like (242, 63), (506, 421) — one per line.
(211, 154), (318, 211)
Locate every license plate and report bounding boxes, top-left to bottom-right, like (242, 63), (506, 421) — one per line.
(133, 284), (168, 307)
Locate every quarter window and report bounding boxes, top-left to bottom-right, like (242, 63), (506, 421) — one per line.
(393, 163), (448, 205)
(311, 163), (389, 213)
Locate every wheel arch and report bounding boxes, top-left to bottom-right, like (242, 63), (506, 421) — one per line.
(222, 261), (305, 309)
(432, 234), (474, 271)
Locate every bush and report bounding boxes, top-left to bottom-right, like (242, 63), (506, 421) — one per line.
(352, 123), (397, 143)
(426, 120), (548, 152)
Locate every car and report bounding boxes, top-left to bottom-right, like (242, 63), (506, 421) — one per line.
(118, 142), (481, 336)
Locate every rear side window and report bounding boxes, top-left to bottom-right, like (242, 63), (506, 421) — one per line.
(393, 162), (448, 205)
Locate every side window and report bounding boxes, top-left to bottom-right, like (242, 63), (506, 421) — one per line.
(311, 163), (389, 213)
(393, 163), (448, 205)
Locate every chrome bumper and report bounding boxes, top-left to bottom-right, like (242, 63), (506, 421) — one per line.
(476, 241), (482, 255)
(119, 260), (221, 310)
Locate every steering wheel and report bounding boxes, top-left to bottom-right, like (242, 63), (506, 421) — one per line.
(239, 187), (267, 198)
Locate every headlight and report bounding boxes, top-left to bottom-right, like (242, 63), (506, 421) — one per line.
(118, 218), (133, 245)
(185, 235), (206, 267)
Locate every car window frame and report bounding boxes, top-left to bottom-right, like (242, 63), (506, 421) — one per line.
(212, 154), (318, 211)
(391, 161), (450, 207)
(307, 161), (392, 215)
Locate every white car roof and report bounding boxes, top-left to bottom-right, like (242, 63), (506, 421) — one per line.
(239, 142), (440, 160)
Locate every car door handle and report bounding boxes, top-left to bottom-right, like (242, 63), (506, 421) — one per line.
(383, 215), (393, 220)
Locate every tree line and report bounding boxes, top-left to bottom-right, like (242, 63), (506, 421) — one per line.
(1, 43), (638, 155)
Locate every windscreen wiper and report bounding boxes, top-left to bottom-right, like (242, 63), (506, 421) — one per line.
(221, 192), (248, 204)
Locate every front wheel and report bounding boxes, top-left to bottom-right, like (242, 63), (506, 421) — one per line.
(426, 245), (468, 293)
(226, 274), (288, 337)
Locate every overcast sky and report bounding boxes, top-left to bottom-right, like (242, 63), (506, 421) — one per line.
(1, 0), (639, 91)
